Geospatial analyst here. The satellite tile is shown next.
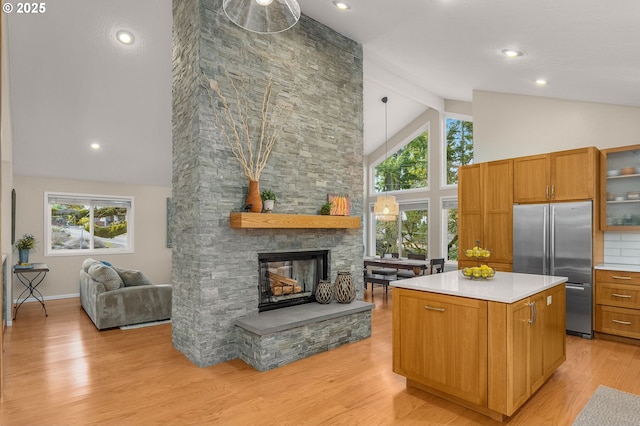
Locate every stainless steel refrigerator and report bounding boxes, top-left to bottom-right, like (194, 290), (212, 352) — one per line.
(513, 201), (593, 338)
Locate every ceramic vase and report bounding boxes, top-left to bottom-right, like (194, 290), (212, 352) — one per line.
(334, 271), (355, 303)
(315, 280), (333, 304)
(18, 249), (30, 265)
(246, 180), (262, 213)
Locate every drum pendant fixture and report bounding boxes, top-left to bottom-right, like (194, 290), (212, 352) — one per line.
(373, 97), (399, 221)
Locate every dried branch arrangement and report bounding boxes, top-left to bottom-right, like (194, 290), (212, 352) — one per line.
(202, 70), (295, 181)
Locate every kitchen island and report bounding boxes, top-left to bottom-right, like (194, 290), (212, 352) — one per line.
(391, 271), (567, 421)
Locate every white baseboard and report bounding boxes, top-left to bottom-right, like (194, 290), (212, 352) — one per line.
(12, 293), (79, 304)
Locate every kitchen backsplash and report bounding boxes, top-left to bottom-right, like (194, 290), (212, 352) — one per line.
(604, 232), (640, 265)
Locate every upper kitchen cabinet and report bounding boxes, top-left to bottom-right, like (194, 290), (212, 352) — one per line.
(459, 159), (513, 270)
(600, 144), (640, 230)
(514, 147), (599, 203)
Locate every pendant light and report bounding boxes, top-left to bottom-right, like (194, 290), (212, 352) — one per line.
(373, 96), (399, 222)
(223, 0), (301, 34)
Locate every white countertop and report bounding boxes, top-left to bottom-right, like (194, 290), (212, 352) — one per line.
(595, 263), (640, 273)
(390, 271), (567, 304)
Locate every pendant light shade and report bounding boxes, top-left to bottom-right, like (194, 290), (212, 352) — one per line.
(374, 96), (399, 222)
(374, 195), (400, 221)
(223, 0), (301, 34)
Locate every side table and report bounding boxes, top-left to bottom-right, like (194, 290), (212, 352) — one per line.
(13, 263), (49, 320)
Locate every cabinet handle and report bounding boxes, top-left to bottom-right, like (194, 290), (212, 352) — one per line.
(612, 275), (632, 280)
(546, 185), (549, 200)
(551, 185), (555, 200)
(612, 319), (632, 325)
(611, 293), (632, 298)
(528, 302), (537, 325)
(424, 305), (445, 312)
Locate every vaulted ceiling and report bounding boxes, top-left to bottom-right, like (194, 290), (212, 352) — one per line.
(7, 0), (640, 186)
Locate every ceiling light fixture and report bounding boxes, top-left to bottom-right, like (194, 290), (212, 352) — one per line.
(373, 97), (399, 222)
(90, 143), (101, 150)
(535, 79), (549, 86)
(223, 0), (301, 34)
(116, 30), (135, 45)
(501, 49), (523, 58)
(333, 1), (351, 10)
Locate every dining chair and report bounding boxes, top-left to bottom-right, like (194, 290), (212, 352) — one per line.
(430, 258), (445, 274)
(397, 253), (427, 278)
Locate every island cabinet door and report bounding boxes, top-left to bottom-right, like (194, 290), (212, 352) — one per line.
(393, 288), (488, 406)
(488, 285), (566, 416)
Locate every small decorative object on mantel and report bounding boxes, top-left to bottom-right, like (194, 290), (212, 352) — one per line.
(328, 194), (350, 216)
(315, 280), (333, 304)
(201, 70), (296, 213)
(260, 190), (277, 213)
(334, 271), (355, 303)
(14, 233), (37, 265)
(319, 201), (332, 215)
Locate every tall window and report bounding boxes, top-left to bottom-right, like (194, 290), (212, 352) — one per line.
(373, 202), (428, 257)
(441, 198), (458, 261)
(374, 130), (428, 193)
(445, 117), (474, 186)
(45, 192), (133, 255)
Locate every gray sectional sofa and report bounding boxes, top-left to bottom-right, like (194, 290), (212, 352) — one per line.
(79, 258), (172, 330)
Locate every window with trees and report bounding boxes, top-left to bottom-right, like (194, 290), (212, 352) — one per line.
(445, 116), (474, 186)
(373, 202), (429, 257)
(45, 192), (133, 255)
(441, 198), (458, 261)
(374, 130), (428, 192)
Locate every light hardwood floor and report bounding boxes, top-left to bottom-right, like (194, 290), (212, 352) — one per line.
(1, 288), (640, 425)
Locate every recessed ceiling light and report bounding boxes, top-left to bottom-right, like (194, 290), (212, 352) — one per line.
(535, 79), (549, 86)
(116, 30), (135, 45)
(333, 1), (351, 10)
(501, 49), (523, 58)
(90, 143), (101, 150)
(256, 0), (274, 5)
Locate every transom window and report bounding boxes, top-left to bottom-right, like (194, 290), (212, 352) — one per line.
(45, 192), (134, 255)
(373, 130), (428, 193)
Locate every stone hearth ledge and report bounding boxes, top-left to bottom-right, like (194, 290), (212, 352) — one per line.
(236, 301), (374, 371)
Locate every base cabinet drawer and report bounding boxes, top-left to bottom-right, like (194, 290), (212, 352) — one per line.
(595, 305), (640, 339)
(596, 270), (640, 286)
(596, 283), (640, 309)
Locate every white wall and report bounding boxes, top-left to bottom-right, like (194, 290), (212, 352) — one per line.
(473, 90), (640, 162)
(12, 176), (172, 299)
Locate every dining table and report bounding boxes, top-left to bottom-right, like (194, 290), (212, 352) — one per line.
(364, 256), (431, 276)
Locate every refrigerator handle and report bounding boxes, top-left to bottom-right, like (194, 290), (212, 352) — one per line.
(549, 205), (555, 275)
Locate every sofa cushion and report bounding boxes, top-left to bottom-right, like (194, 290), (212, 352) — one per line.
(82, 258), (99, 273)
(112, 266), (153, 287)
(87, 262), (123, 291)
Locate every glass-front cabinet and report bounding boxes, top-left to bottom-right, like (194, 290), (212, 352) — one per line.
(601, 144), (640, 230)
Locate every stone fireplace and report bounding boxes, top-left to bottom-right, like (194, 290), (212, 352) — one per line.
(258, 250), (328, 311)
(171, 0), (365, 368)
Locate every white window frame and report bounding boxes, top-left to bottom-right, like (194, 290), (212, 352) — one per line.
(441, 112), (473, 190)
(44, 192), (134, 256)
(370, 122), (430, 196)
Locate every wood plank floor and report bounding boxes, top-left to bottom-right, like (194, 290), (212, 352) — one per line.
(1, 288), (640, 425)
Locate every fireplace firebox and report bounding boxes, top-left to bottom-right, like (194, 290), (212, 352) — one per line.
(258, 250), (329, 312)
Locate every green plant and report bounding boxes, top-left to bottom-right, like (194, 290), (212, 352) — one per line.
(14, 233), (37, 251)
(320, 202), (332, 215)
(261, 190), (277, 202)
